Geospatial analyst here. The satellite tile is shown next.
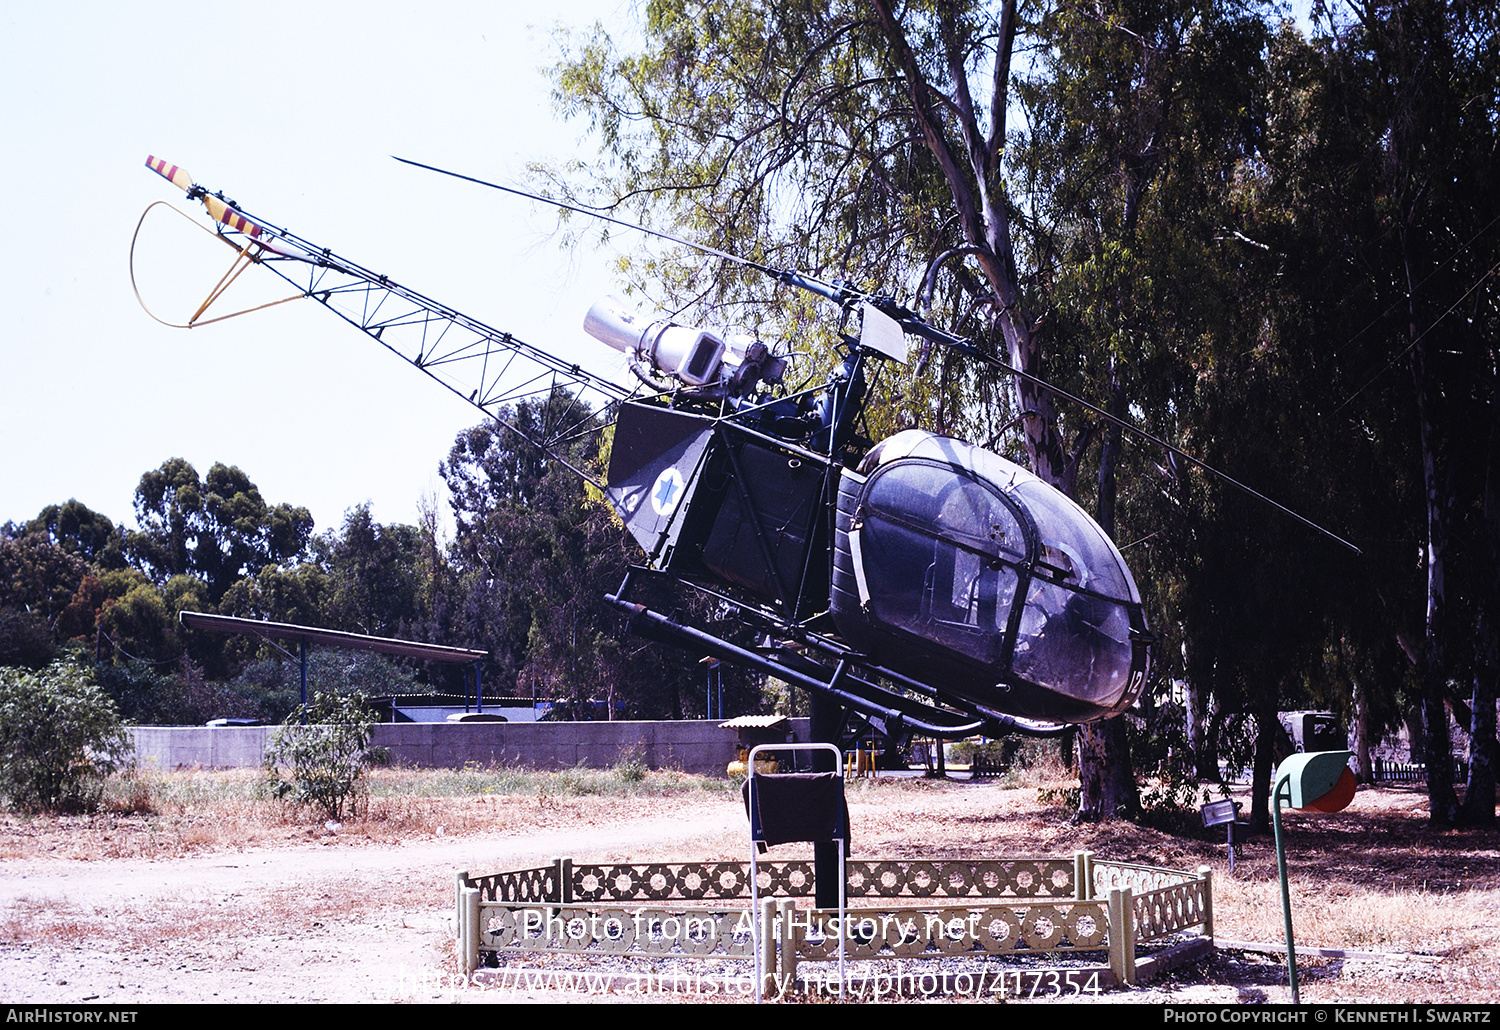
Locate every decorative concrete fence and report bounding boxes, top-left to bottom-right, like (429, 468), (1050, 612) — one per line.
(1370, 757), (1469, 784)
(456, 853), (1213, 991)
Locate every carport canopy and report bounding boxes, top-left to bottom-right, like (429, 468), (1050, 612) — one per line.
(178, 611), (487, 664)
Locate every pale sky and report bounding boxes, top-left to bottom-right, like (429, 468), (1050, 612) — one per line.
(1, 1), (647, 541)
(1, 2), (1327, 549)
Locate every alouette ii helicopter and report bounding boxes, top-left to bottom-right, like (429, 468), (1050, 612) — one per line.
(136, 156), (1358, 747)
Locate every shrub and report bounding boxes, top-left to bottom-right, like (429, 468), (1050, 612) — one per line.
(614, 745), (648, 783)
(1037, 784), (1081, 810)
(262, 691), (375, 821)
(94, 659), (255, 726)
(0, 661), (134, 813)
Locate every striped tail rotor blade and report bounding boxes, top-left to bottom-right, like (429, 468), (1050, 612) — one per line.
(145, 156), (194, 193)
(144, 155), (314, 261)
(201, 194), (264, 239)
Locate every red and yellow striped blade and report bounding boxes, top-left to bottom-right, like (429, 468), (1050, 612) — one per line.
(146, 155), (263, 238)
(145, 155), (193, 192)
(201, 195), (263, 239)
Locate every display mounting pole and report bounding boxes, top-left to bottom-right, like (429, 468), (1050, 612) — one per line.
(1271, 772), (1300, 1004)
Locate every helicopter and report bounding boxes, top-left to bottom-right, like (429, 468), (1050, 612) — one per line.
(135, 155), (1355, 745)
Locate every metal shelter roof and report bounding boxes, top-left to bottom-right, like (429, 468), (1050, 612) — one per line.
(178, 611), (488, 664)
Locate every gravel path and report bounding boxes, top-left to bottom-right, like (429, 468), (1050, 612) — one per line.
(0, 799), (745, 1004)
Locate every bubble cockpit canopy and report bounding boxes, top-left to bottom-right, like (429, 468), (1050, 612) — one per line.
(830, 431), (1149, 724)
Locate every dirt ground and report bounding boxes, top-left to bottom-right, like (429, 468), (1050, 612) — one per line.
(0, 777), (1495, 1005)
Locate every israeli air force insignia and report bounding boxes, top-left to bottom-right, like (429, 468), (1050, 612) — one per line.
(650, 466), (686, 517)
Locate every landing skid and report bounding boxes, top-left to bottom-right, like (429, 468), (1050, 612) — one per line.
(607, 567), (1072, 741)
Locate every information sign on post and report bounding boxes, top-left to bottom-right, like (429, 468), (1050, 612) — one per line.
(1271, 749), (1356, 1003)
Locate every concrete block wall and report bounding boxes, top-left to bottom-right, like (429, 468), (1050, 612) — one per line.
(371, 720), (740, 775)
(130, 725), (276, 771)
(128, 719), (810, 777)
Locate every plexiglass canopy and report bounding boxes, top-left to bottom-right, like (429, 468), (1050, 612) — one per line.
(832, 431), (1148, 722)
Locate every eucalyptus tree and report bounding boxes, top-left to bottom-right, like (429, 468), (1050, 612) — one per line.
(1317, 0), (1500, 826)
(444, 394), (629, 714)
(25, 500), (127, 570)
(1227, 1), (1500, 826)
(439, 392), (763, 719)
(312, 504), (423, 639)
(552, 0), (1291, 817)
(127, 459), (314, 604)
(1005, 0), (1288, 816)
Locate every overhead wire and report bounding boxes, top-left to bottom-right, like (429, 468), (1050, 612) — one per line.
(1330, 253), (1500, 415)
(392, 156), (1364, 554)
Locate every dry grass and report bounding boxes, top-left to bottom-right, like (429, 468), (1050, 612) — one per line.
(0, 764), (735, 860)
(831, 772), (1500, 1003)
(1, 883), (397, 955)
(2, 765), (1495, 1003)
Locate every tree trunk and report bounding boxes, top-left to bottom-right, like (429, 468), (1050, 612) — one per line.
(1185, 674), (1218, 781)
(1458, 415), (1498, 825)
(1420, 673), (1457, 826)
(1459, 652), (1497, 826)
(1076, 717), (1139, 822)
(1248, 705), (1280, 835)
(1075, 376), (1139, 819)
(873, 0), (1139, 816)
(1403, 706), (1427, 770)
(1350, 663), (1374, 784)
(1412, 307), (1459, 827)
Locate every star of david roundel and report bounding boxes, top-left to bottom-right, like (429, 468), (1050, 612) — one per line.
(650, 466), (686, 517)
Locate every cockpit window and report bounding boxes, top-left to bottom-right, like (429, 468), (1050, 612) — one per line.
(1006, 485), (1137, 704)
(857, 462), (1024, 664)
(1012, 579), (1135, 704)
(1011, 481), (1138, 603)
(864, 462), (1026, 561)
(832, 432), (1148, 719)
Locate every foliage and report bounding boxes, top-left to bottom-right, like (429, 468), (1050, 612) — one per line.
(228, 651), (421, 725)
(0, 609), (59, 670)
(311, 504), (423, 638)
(0, 661), (134, 813)
(262, 691), (375, 821)
(0, 531), (90, 624)
(441, 397), (762, 720)
(94, 571), (182, 664)
(26, 499), (127, 570)
(127, 458), (313, 603)
(948, 736), (1057, 772)
(214, 561), (333, 670)
(614, 746), (649, 783)
(93, 659), (257, 726)
(1128, 701), (1225, 830)
(1036, 784), (1081, 811)
(370, 760), (727, 800)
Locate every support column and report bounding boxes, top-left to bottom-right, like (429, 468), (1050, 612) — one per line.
(809, 693), (842, 911)
(1199, 865), (1214, 939)
(1108, 886), (1135, 985)
(459, 885), (480, 976)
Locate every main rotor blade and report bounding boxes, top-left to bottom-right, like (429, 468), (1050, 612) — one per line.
(394, 155), (1362, 556)
(881, 303), (1362, 554)
(391, 155), (852, 303)
(988, 350), (1363, 555)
